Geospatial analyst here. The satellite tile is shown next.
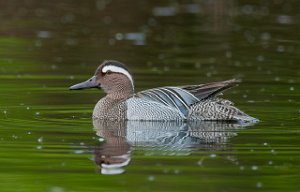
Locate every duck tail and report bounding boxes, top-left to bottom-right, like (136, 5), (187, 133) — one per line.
(233, 112), (259, 123)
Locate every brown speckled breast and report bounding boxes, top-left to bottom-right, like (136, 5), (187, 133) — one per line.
(93, 96), (127, 120)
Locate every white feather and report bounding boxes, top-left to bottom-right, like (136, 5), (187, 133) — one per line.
(102, 65), (134, 87)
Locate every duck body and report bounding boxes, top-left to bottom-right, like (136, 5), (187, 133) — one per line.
(70, 60), (258, 122)
(92, 85), (256, 122)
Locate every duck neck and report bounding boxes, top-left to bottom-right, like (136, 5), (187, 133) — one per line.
(106, 85), (134, 101)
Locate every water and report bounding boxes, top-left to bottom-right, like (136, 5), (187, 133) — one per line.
(0, 0), (299, 191)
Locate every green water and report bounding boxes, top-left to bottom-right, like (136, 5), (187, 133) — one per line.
(0, 1), (299, 191)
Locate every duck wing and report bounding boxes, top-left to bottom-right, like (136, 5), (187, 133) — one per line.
(137, 87), (199, 117)
(179, 79), (240, 100)
(136, 79), (240, 117)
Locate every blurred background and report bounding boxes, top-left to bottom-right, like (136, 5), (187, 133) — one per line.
(1, 0), (299, 107)
(1, 0), (299, 77)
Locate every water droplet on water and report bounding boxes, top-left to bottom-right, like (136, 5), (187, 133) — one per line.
(38, 137), (43, 143)
(277, 45), (285, 52)
(197, 159), (203, 166)
(271, 149), (276, 154)
(225, 51), (232, 58)
(51, 64), (58, 70)
(274, 77), (280, 82)
(148, 175), (155, 182)
(49, 186), (64, 192)
(108, 38), (115, 46)
(153, 6), (177, 16)
(125, 32), (145, 45)
(277, 15), (294, 24)
(210, 154), (217, 158)
(268, 161), (273, 165)
(256, 55), (264, 61)
(115, 33), (124, 40)
(251, 165), (258, 171)
(12, 135), (18, 139)
(260, 32), (271, 41)
(37, 31), (52, 39)
(240, 166), (245, 171)
(256, 182), (263, 188)
(74, 150), (84, 154)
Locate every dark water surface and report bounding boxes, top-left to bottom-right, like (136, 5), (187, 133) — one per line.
(0, 1), (299, 191)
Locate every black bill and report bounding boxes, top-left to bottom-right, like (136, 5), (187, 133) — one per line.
(69, 76), (99, 90)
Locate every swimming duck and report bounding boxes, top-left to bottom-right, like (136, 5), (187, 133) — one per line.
(70, 60), (257, 122)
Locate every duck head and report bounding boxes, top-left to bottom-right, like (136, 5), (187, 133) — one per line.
(70, 60), (134, 98)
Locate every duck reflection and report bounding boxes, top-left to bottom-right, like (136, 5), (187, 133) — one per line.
(92, 119), (254, 175)
(93, 120), (131, 175)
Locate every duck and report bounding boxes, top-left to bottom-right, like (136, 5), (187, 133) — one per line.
(70, 60), (258, 122)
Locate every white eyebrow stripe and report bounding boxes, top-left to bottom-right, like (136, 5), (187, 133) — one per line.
(102, 65), (134, 88)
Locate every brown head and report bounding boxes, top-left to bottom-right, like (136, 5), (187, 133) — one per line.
(70, 60), (134, 99)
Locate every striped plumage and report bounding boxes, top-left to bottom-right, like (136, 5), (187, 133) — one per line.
(70, 60), (258, 122)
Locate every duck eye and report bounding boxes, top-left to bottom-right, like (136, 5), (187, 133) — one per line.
(106, 70), (112, 75)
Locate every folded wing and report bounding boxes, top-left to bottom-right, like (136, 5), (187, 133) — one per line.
(180, 79), (240, 100)
(137, 79), (240, 118)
